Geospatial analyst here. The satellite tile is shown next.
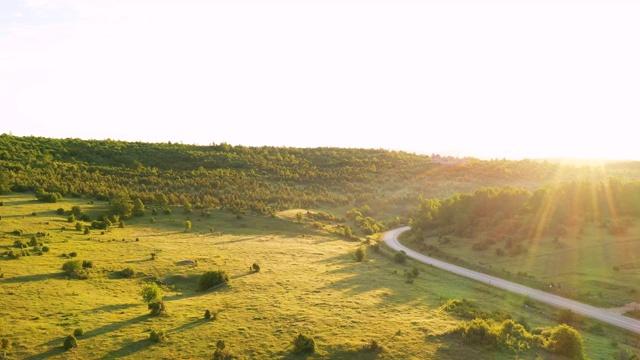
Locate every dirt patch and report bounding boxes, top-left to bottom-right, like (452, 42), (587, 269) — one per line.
(608, 302), (640, 315)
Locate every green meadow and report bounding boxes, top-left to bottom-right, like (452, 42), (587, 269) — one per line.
(403, 222), (640, 309)
(1, 194), (639, 359)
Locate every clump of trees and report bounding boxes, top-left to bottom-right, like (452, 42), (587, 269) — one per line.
(448, 319), (585, 359)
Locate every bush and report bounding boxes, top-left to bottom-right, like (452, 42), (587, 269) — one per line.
(62, 260), (84, 277)
(69, 251), (78, 258)
(82, 260), (93, 269)
(204, 309), (212, 319)
(251, 263), (260, 272)
(73, 328), (83, 337)
(355, 247), (366, 262)
(149, 329), (166, 343)
(292, 333), (315, 353)
(394, 250), (407, 264)
(1, 338), (11, 350)
(119, 267), (135, 278)
(42, 245), (50, 252)
(63, 335), (78, 350)
(84, 228), (90, 235)
(545, 324), (585, 359)
(57, 208), (65, 215)
(213, 339), (234, 360)
(198, 270), (230, 291)
(148, 301), (167, 316)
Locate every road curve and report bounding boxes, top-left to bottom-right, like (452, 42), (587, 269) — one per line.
(384, 226), (640, 334)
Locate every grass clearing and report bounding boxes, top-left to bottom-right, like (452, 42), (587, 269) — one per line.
(1, 194), (638, 359)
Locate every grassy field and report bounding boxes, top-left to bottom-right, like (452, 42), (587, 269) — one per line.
(404, 222), (640, 309)
(1, 194), (639, 359)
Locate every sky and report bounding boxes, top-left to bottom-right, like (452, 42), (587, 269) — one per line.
(1, 0), (639, 160)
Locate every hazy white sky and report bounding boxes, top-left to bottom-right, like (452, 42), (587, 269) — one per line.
(1, 0), (639, 160)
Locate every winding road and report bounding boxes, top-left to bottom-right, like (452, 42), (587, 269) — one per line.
(384, 226), (640, 334)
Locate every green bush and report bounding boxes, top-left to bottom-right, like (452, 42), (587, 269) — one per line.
(204, 309), (212, 319)
(63, 335), (78, 350)
(82, 260), (93, 269)
(149, 329), (166, 343)
(148, 301), (167, 316)
(292, 333), (315, 353)
(213, 339), (234, 360)
(251, 263), (260, 272)
(62, 260), (83, 277)
(1, 338), (10, 350)
(394, 250), (407, 264)
(545, 324), (585, 359)
(354, 247), (366, 262)
(73, 328), (83, 337)
(198, 270), (229, 291)
(42, 245), (50, 252)
(119, 267), (135, 278)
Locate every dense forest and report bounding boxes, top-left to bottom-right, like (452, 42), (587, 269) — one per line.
(407, 179), (640, 244)
(2, 134), (640, 232)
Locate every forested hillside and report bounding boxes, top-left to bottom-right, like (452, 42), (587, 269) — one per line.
(2, 134), (640, 224)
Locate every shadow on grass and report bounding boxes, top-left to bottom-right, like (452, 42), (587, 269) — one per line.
(23, 345), (67, 360)
(89, 303), (140, 313)
(0, 272), (61, 283)
(167, 317), (209, 334)
(40, 313), (151, 348)
(101, 338), (153, 359)
(82, 314), (151, 339)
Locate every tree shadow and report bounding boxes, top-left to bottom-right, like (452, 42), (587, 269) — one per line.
(89, 303), (139, 313)
(82, 314), (150, 339)
(23, 345), (67, 360)
(1, 272), (60, 283)
(100, 338), (152, 359)
(167, 317), (209, 334)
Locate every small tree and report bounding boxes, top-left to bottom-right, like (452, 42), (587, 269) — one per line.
(185, 220), (192, 232)
(133, 198), (146, 216)
(141, 283), (163, 304)
(355, 247), (366, 262)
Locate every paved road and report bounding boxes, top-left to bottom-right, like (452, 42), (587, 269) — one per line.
(384, 226), (640, 334)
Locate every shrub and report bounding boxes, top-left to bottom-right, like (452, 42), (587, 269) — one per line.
(63, 335), (78, 350)
(354, 247), (366, 262)
(42, 245), (50, 252)
(292, 333), (315, 353)
(84, 228), (90, 235)
(62, 260), (83, 277)
(29, 236), (38, 246)
(69, 251), (78, 258)
(82, 260), (93, 269)
(251, 263), (260, 272)
(545, 324), (585, 359)
(73, 328), (83, 337)
(1, 338), (10, 350)
(394, 250), (407, 264)
(119, 267), (135, 278)
(213, 339), (233, 360)
(149, 329), (166, 343)
(198, 270), (230, 291)
(148, 301), (167, 316)
(57, 208), (65, 215)
(204, 309), (212, 319)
